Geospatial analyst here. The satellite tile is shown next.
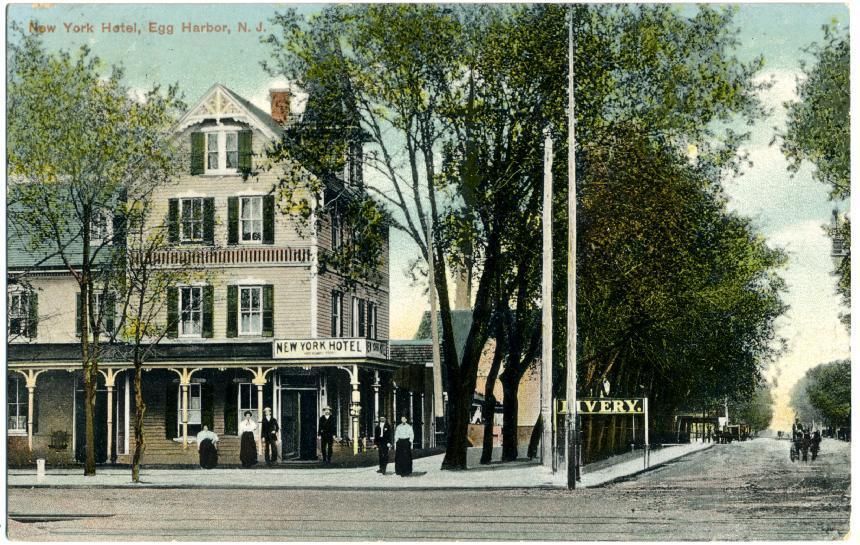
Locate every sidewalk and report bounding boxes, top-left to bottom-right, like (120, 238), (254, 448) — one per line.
(7, 442), (713, 490)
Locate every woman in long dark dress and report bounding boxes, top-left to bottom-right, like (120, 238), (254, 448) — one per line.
(239, 411), (258, 468)
(394, 415), (414, 477)
(197, 425), (219, 469)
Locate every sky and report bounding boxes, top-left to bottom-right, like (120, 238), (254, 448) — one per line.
(5, 2), (851, 430)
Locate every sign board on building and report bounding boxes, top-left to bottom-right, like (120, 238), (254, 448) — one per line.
(273, 338), (389, 360)
(557, 398), (645, 415)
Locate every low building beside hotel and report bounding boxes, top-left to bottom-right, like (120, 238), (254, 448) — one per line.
(7, 84), (427, 466)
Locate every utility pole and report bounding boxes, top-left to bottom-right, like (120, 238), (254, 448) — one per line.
(566, 6), (579, 489)
(427, 216), (445, 445)
(540, 127), (554, 469)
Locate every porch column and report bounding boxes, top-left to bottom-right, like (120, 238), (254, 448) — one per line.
(248, 367), (272, 454)
(27, 385), (35, 451)
(17, 369), (44, 452)
(351, 365), (360, 455)
(409, 391), (414, 422)
(181, 383), (189, 448)
(392, 382), (398, 422)
(373, 371), (380, 423)
(170, 367), (200, 450)
(100, 369), (118, 463)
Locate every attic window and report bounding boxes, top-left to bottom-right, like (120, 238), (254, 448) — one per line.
(191, 127), (251, 175)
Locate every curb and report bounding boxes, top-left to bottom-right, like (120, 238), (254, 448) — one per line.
(586, 443), (715, 488)
(9, 483), (560, 491)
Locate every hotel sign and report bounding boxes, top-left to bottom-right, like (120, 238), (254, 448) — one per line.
(273, 338), (389, 360)
(557, 398), (645, 415)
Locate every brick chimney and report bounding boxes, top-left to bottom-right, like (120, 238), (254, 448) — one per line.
(269, 89), (291, 125)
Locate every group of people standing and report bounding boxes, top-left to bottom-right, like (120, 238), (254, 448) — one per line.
(197, 405), (418, 476)
(791, 420), (822, 462)
(373, 415), (416, 476)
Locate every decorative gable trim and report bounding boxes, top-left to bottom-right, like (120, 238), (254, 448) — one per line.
(174, 84), (278, 140)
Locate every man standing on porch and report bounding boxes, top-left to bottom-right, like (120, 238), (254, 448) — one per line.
(261, 407), (279, 466)
(318, 406), (335, 464)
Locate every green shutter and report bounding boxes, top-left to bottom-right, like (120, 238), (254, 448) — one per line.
(202, 285), (214, 338)
(227, 197), (239, 245)
(75, 293), (82, 337)
(224, 379), (238, 435)
(165, 383), (178, 440)
(191, 132), (205, 175)
(202, 382), (214, 430)
(262, 285), (274, 337)
(168, 199), (179, 243)
(203, 198), (215, 245)
(104, 293), (115, 337)
(226, 286), (238, 338)
(166, 287), (178, 338)
(238, 130), (252, 173)
(27, 292), (38, 339)
(263, 195), (275, 245)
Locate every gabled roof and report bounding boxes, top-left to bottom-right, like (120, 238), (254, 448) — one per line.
(173, 83), (283, 139)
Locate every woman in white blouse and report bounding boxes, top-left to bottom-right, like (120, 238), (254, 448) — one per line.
(239, 411), (258, 468)
(393, 415), (415, 476)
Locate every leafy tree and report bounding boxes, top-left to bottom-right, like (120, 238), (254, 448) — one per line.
(7, 28), (181, 475)
(729, 386), (774, 432)
(804, 360), (850, 427)
(781, 25), (850, 325)
(262, 4), (784, 468)
(789, 374), (822, 424)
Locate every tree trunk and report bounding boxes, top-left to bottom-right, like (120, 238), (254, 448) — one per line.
(480, 333), (504, 465)
(84, 366), (96, 475)
(527, 414), (542, 460)
(501, 374), (521, 461)
(131, 363), (145, 483)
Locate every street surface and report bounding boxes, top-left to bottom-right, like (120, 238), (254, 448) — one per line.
(6, 438), (850, 540)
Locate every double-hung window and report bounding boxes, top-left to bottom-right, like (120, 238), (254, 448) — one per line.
(367, 302), (377, 339)
(180, 198), (204, 242)
(331, 212), (343, 249)
(331, 291), (343, 337)
(205, 131), (239, 174)
(351, 297), (366, 337)
(8, 291), (31, 338)
(180, 286), (203, 337)
(239, 286), (263, 336)
(7, 375), (28, 434)
(240, 196), (263, 242)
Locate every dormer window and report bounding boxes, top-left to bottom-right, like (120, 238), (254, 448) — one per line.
(191, 128), (252, 176)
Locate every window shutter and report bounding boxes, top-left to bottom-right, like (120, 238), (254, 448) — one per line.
(262, 285), (274, 337)
(331, 292), (338, 337)
(226, 286), (238, 338)
(75, 293), (82, 337)
(165, 383), (178, 439)
(202, 382), (215, 431)
(358, 299), (366, 337)
(238, 130), (253, 173)
(168, 199), (180, 243)
(224, 380), (238, 435)
(166, 287), (178, 338)
(28, 292), (38, 340)
(203, 198), (215, 245)
(263, 195), (275, 245)
(191, 132), (205, 175)
(202, 285), (214, 338)
(227, 197), (239, 245)
(112, 210), (126, 248)
(104, 293), (116, 337)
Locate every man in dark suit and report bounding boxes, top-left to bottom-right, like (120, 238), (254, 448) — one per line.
(374, 416), (392, 474)
(261, 406), (279, 465)
(318, 406), (335, 464)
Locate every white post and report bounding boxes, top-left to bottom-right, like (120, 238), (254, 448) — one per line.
(181, 383), (189, 448)
(644, 397), (650, 469)
(541, 127), (554, 469)
(427, 217), (445, 423)
(124, 374), (130, 455)
(106, 385), (114, 461)
(566, 4), (579, 490)
(373, 371), (380, 424)
(393, 383), (398, 422)
(27, 386), (35, 451)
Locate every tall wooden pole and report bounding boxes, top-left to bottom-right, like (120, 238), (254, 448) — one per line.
(566, 7), (580, 489)
(427, 216), (445, 443)
(540, 128), (554, 469)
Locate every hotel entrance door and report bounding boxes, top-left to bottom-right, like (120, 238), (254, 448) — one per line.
(280, 389), (318, 460)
